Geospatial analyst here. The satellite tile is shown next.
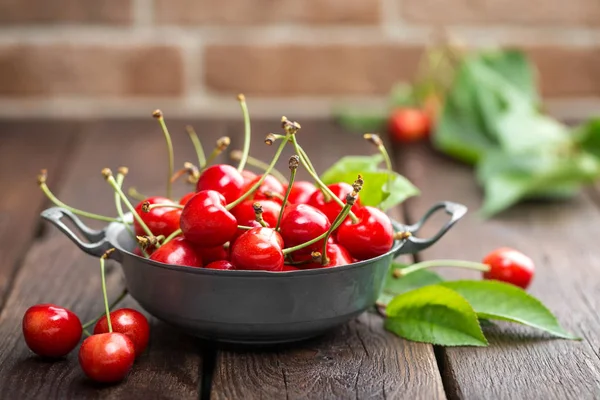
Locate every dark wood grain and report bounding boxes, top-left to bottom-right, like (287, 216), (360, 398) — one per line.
(210, 120), (446, 399)
(396, 143), (600, 399)
(0, 120), (77, 310)
(0, 119), (229, 399)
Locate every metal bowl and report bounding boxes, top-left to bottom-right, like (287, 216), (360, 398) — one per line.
(41, 201), (466, 344)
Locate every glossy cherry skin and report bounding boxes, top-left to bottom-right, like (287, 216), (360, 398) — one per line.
(22, 304), (82, 358)
(93, 308), (150, 357)
(231, 199), (281, 227)
(241, 170), (257, 184)
(196, 245), (229, 264)
(134, 197), (181, 238)
(180, 190), (238, 248)
(281, 265), (300, 271)
(337, 206), (393, 261)
(230, 227), (284, 271)
(242, 174), (285, 202)
(150, 237), (203, 267)
(196, 164), (245, 204)
(231, 220), (264, 244)
(482, 247), (535, 289)
(287, 181), (318, 204)
(298, 243), (354, 269)
(279, 204), (331, 256)
(179, 192), (196, 205)
(205, 260), (235, 270)
(79, 332), (135, 383)
(307, 183), (362, 224)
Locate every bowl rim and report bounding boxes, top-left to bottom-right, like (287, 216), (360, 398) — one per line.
(107, 218), (408, 278)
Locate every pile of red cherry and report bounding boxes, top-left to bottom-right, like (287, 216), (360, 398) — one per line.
(23, 100), (536, 385)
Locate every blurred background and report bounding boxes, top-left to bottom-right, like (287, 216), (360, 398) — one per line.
(0, 0), (598, 119)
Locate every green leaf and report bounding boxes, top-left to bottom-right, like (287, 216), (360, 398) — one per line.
(440, 280), (578, 339)
(320, 156), (419, 209)
(332, 107), (387, 133)
(385, 285), (488, 347)
(573, 118), (600, 158)
(377, 263), (444, 306)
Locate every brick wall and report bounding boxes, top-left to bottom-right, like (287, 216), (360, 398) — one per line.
(0, 0), (599, 119)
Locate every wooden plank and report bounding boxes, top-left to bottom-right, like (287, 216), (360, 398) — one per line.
(397, 144), (600, 399)
(0, 120), (77, 310)
(211, 119), (446, 399)
(0, 119), (228, 399)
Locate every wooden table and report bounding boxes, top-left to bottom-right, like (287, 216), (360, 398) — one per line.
(0, 118), (599, 399)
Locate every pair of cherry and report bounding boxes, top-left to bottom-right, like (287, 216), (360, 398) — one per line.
(22, 304), (150, 383)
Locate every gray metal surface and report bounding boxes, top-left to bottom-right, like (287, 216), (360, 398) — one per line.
(41, 201), (466, 344)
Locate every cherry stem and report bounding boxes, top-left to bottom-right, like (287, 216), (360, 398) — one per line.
(83, 329), (92, 337)
(291, 136), (358, 223)
(103, 169), (154, 238)
(38, 170), (123, 223)
(276, 155), (299, 231)
(114, 169), (147, 256)
(253, 203), (268, 227)
(145, 203), (184, 211)
(364, 133), (393, 194)
(170, 162), (200, 184)
(153, 110), (175, 199)
(186, 125), (207, 168)
(263, 191), (285, 201)
(127, 187), (149, 202)
(100, 249), (115, 333)
(236, 94), (252, 172)
(162, 228), (182, 245)
(395, 259), (490, 278)
(202, 137), (231, 172)
(230, 151), (288, 183)
(81, 288), (128, 329)
(225, 133), (291, 210)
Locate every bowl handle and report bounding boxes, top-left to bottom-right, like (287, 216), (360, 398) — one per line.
(394, 201), (467, 256)
(41, 207), (112, 258)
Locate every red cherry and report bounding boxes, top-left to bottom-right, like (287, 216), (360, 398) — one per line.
(22, 304), (82, 358)
(93, 308), (150, 357)
(230, 227), (284, 271)
(134, 197), (181, 238)
(482, 247), (535, 289)
(196, 245), (229, 264)
(279, 204), (331, 256)
(205, 260), (235, 270)
(231, 199), (281, 227)
(242, 174), (285, 202)
(150, 237), (203, 267)
(196, 164), (244, 204)
(78, 332), (135, 383)
(281, 265), (300, 271)
(388, 108), (431, 143)
(241, 170), (257, 184)
(231, 220), (264, 244)
(287, 181), (317, 204)
(180, 190), (238, 248)
(307, 183), (361, 224)
(179, 192), (195, 205)
(298, 243), (354, 269)
(337, 206), (393, 261)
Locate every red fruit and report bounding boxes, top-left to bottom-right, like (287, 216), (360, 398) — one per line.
(231, 199), (281, 227)
(205, 260), (235, 270)
(180, 190), (238, 248)
(22, 304), (82, 358)
(134, 197), (181, 238)
(299, 243), (354, 269)
(337, 206), (394, 261)
(281, 265), (300, 271)
(230, 227), (284, 271)
(241, 170), (257, 184)
(196, 164), (244, 204)
(196, 245), (229, 264)
(307, 183), (361, 224)
(287, 181), (317, 204)
(150, 237), (203, 267)
(231, 220), (264, 244)
(78, 332), (135, 383)
(242, 174), (285, 202)
(93, 309), (150, 357)
(279, 204), (331, 256)
(179, 192), (195, 205)
(388, 108), (430, 143)
(133, 246), (156, 257)
(482, 247), (535, 289)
